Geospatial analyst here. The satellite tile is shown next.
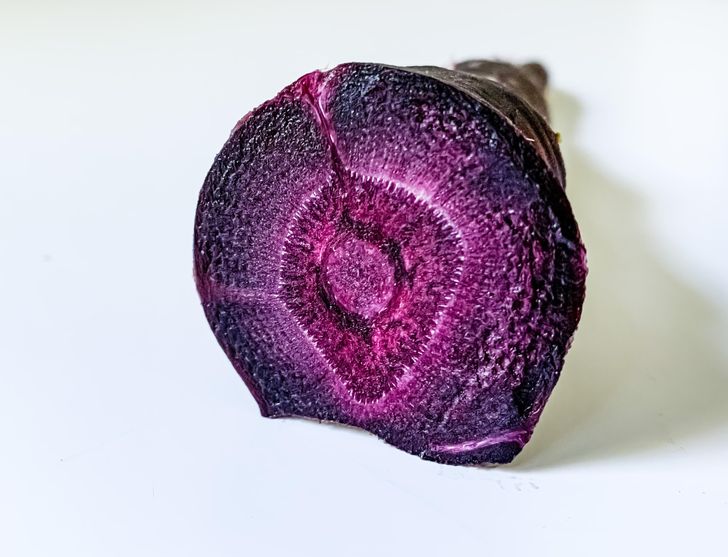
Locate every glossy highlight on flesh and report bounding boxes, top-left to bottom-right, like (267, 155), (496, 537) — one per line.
(194, 61), (587, 465)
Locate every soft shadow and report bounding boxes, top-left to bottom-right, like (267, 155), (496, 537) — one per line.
(514, 91), (728, 469)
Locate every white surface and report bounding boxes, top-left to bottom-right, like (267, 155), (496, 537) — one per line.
(2, 0), (728, 555)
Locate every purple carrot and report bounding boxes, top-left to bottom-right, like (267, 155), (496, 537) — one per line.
(194, 60), (587, 465)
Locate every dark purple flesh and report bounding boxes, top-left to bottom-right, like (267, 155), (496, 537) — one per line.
(194, 61), (587, 465)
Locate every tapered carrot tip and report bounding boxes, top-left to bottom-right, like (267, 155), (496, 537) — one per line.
(194, 61), (587, 465)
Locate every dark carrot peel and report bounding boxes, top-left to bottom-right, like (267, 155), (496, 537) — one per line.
(194, 60), (587, 465)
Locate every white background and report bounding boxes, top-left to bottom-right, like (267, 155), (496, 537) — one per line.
(2, 0), (728, 555)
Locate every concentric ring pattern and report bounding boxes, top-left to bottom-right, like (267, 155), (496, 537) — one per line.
(194, 63), (586, 465)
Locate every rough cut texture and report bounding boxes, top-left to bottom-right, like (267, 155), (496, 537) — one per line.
(194, 60), (587, 465)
